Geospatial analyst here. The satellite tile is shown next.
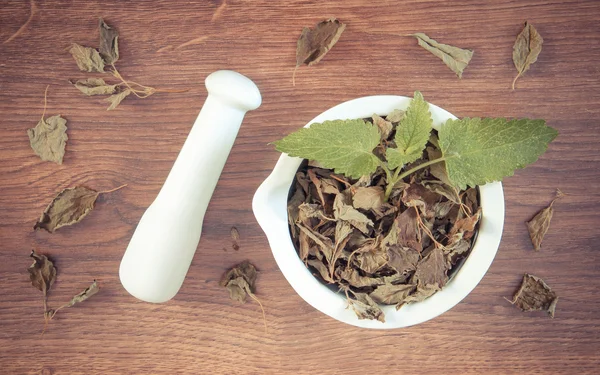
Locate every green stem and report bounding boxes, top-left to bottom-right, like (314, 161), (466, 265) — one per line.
(383, 156), (447, 201)
(396, 156), (446, 181)
(377, 159), (393, 185)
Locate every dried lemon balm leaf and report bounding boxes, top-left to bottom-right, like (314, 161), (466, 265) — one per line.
(526, 189), (564, 250)
(293, 18), (346, 85)
(508, 274), (558, 318)
(512, 22), (543, 89)
(27, 86), (68, 164)
(34, 185), (126, 233)
(221, 261), (266, 331)
(69, 43), (105, 73)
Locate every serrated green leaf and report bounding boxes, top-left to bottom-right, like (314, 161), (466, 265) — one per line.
(439, 118), (558, 189)
(273, 119), (380, 178)
(386, 91), (432, 169)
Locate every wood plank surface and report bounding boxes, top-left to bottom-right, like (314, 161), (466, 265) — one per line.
(1, 0), (599, 374)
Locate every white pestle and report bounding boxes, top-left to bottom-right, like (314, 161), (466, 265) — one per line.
(119, 70), (261, 303)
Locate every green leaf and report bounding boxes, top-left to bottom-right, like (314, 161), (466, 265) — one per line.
(386, 91), (432, 169)
(273, 119), (381, 178)
(439, 118), (558, 189)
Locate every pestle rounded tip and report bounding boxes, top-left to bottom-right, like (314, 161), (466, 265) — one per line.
(205, 70), (262, 111)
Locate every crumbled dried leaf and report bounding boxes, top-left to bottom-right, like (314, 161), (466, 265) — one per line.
(105, 88), (131, 110)
(412, 33), (473, 78)
(220, 260), (258, 303)
(333, 193), (373, 234)
(385, 109), (405, 123)
(386, 245), (419, 274)
(512, 22), (543, 90)
(69, 43), (105, 73)
(346, 291), (385, 323)
(508, 274), (558, 318)
(526, 189), (564, 250)
(34, 185), (125, 233)
(28, 115), (68, 164)
(71, 78), (118, 96)
(352, 186), (384, 210)
(413, 247), (448, 288)
(221, 261), (267, 331)
(372, 114), (393, 140)
(293, 18), (346, 85)
(370, 283), (415, 305)
(99, 18), (119, 65)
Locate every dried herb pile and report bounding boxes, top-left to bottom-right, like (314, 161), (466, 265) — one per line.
(275, 92), (558, 321)
(286, 117), (481, 322)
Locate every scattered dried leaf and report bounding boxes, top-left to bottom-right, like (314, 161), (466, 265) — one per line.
(34, 184), (126, 233)
(508, 274), (558, 318)
(27, 86), (68, 164)
(512, 22), (543, 89)
(99, 18), (119, 65)
(412, 33), (473, 78)
(69, 43), (105, 73)
(526, 189), (564, 250)
(293, 18), (346, 85)
(105, 88), (132, 110)
(71, 78), (118, 96)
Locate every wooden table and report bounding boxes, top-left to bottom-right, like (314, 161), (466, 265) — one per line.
(1, 0), (599, 373)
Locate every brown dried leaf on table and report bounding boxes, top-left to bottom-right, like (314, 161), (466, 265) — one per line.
(69, 43), (105, 73)
(28, 115), (68, 164)
(526, 189), (564, 251)
(46, 280), (100, 320)
(333, 193), (373, 234)
(512, 22), (543, 90)
(71, 78), (118, 96)
(28, 250), (56, 308)
(372, 114), (393, 140)
(34, 185), (125, 233)
(99, 18), (119, 65)
(412, 33), (473, 78)
(385, 109), (405, 123)
(105, 88), (132, 110)
(508, 274), (558, 318)
(352, 186), (384, 211)
(220, 261), (267, 330)
(293, 18), (346, 85)
(220, 260), (259, 303)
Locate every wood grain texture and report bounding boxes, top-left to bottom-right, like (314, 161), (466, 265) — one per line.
(1, 0), (600, 374)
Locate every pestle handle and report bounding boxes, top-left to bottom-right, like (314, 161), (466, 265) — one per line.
(119, 70), (261, 303)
